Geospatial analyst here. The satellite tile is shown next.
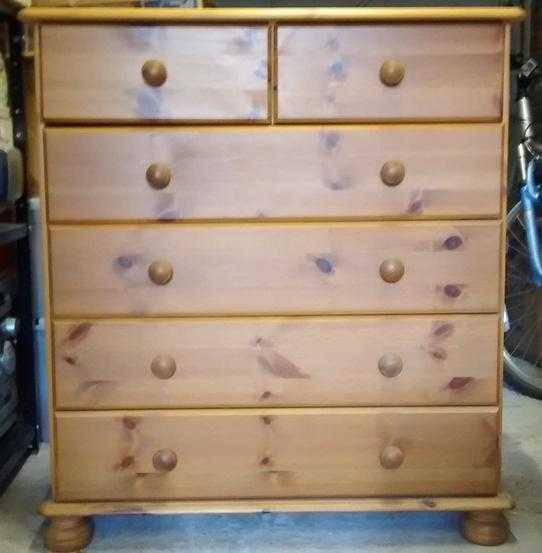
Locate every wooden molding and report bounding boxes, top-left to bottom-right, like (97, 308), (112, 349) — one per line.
(39, 492), (515, 517)
(19, 7), (525, 25)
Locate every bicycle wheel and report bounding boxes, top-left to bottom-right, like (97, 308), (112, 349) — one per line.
(504, 201), (542, 398)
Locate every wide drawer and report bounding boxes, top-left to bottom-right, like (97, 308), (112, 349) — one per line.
(53, 315), (499, 409)
(55, 407), (499, 500)
(45, 125), (502, 221)
(277, 24), (503, 121)
(40, 25), (269, 121)
(49, 222), (501, 316)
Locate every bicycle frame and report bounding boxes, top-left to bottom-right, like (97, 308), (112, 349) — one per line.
(521, 158), (542, 287)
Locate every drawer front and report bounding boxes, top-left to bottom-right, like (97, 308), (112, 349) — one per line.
(49, 222), (501, 316)
(55, 408), (499, 500)
(54, 315), (499, 409)
(277, 24), (503, 121)
(40, 25), (269, 121)
(45, 125), (502, 221)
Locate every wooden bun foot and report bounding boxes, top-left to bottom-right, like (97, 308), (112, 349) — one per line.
(44, 516), (94, 552)
(461, 511), (509, 546)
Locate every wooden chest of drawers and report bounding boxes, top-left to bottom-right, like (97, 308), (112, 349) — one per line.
(21, 5), (524, 551)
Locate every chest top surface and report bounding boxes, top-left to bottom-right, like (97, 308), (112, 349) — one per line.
(19, 6), (525, 24)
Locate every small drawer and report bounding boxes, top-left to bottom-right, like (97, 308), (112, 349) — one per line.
(53, 315), (499, 409)
(55, 407), (499, 501)
(45, 125), (502, 221)
(40, 25), (269, 121)
(49, 222), (501, 317)
(277, 24), (503, 121)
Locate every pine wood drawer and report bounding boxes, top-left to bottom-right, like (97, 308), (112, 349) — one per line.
(277, 24), (503, 121)
(53, 315), (499, 410)
(54, 407), (499, 501)
(49, 222), (501, 317)
(45, 125), (502, 222)
(40, 25), (269, 122)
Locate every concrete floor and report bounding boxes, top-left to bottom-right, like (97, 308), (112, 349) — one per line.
(1, 387), (541, 552)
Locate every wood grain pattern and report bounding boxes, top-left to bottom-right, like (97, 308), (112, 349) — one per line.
(38, 491), (515, 516)
(29, 11), (514, 522)
(53, 315), (499, 409)
(496, 25), (511, 484)
(45, 125), (503, 221)
(277, 24), (503, 121)
(19, 7), (526, 24)
(49, 222), (501, 316)
(32, 30), (59, 494)
(40, 25), (269, 121)
(55, 407), (499, 501)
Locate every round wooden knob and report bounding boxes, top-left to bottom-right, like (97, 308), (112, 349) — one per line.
(151, 355), (176, 380)
(152, 449), (178, 472)
(148, 260), (173, 285)
(380, 161), (405, 187)
(379, 259), (405, 283)
(142, 59), (167, 87)
(380, 445), (404, 470)
(379, 60), (405, 87)
(146, 163), (171, 190)
(378, 354), (403, 378)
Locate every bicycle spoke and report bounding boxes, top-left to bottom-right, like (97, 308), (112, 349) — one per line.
(506, 265), (531, 280)
(505, 272), (532, 284)
(530, 344), (542, 369)
(506, 288), (536, 300)
(506, 314), (539, 336)
(516, 318), (540, 360)
(507, 243), (529, 258)
(505, 203), (542, 374)
(506, 261), (531, 273)
(512, 298), (536, 355)
(508, 226), (529, 254)
(511, 324), (535, 355)
(505, 297), (538, 322)
(509, 233), (528, 254)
